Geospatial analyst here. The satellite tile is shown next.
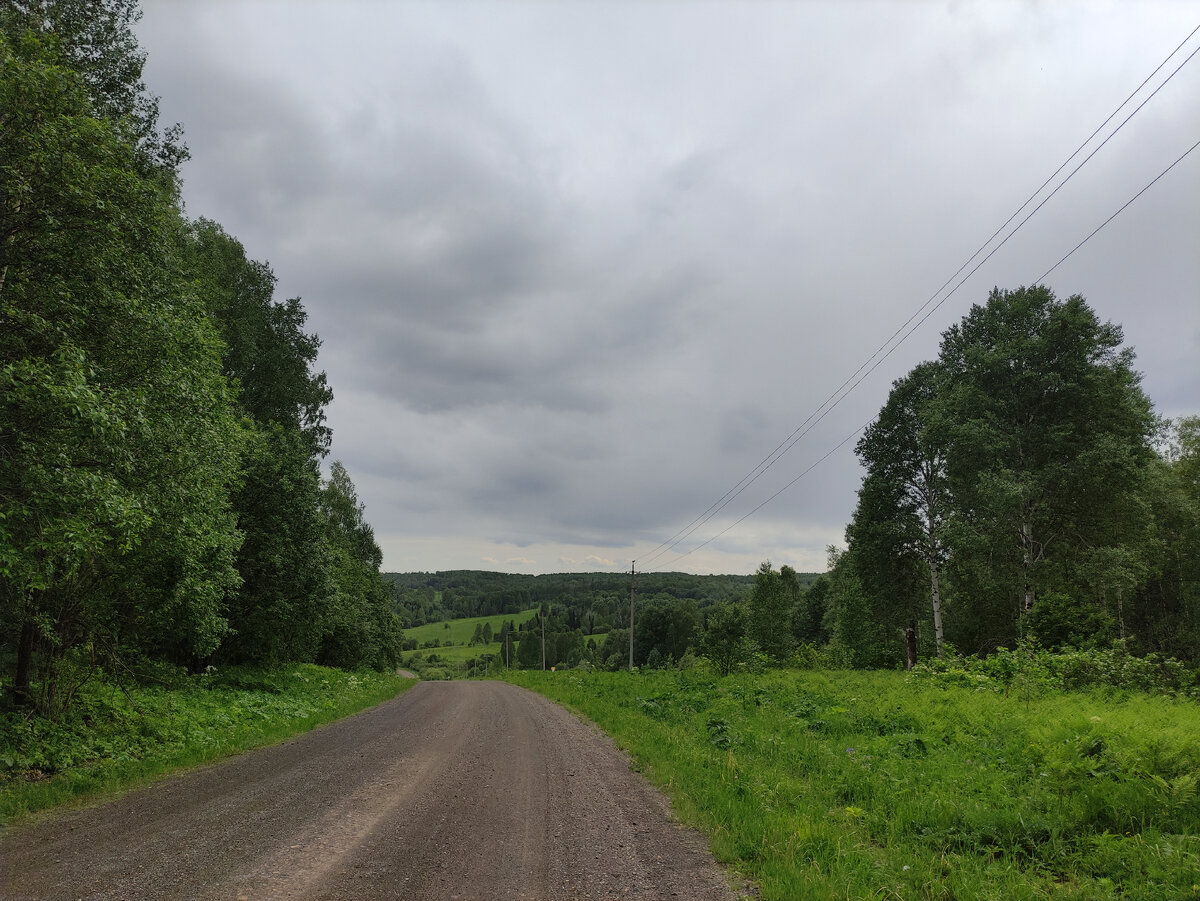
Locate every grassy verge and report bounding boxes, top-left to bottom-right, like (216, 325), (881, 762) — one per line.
(0, 664), (417, 825)
(503, 667), (1200, 900)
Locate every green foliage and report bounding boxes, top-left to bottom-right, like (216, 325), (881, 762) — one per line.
(1, 5), (398, 724)
(386, 569), (764, 628)
(910, 640), (1197, 697)
(183, 220), (337, 668)
(1, 29), (243, 709)
(402, 609), (539, 650)
(0, 0), (186, 176)
(315, 461), (403, 671)
(842, 285), (1185, 669)
(938, 285), (1157, 638)
(506, 667), (1200, 900)
(747, 562), (795, 662)
(700, 601), (755, 676)
(849, 361), (948, 656)
(0, 664), (417, 823)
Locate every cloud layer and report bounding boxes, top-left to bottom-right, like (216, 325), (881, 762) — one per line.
(138, 1), (1200, 574)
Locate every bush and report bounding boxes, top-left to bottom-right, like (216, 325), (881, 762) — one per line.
(909, 640), (1197, 697)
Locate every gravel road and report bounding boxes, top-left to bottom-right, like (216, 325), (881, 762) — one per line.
(1, 681), (741, 900)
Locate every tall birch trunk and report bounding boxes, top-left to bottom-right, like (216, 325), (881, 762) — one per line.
(927, 554), (945, 658)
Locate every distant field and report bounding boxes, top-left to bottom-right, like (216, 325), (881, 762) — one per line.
(404, 609), (540, 651)
(403, 611), (609, 668)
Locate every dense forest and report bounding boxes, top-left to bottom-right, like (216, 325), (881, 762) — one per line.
(0, 0), (402, 715)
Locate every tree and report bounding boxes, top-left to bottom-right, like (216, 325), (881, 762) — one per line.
(700, 601), (753, 676)
(792, 576), (831, 646)
(823, 546), (888, 667)
(182, 223), (335, 667)
(747, 561), (794, 662)
(515, 628), (542, 669)
(316, 461), (403, 670)
(850, 361), (950, 656)
(1123, 416), (1200, 661)
(938, 286), (1157, 634)
(0, 0), (187, 177)
(1, 30), (241, 707)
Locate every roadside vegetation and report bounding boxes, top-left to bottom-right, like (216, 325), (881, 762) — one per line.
(2, 4), (404, 820)
(505, 664), (1200, 900)
(0, 665), (417, 824)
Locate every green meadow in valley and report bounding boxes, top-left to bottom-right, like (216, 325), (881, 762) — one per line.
(403, 609), (541, 649)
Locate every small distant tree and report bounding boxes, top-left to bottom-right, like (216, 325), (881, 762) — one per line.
(748, 562), (795, 662)
(701, 602), (754, 676)
(515, 631), (541, 668)
(482, 622), (493, 644)
(469, 623), (484, 646)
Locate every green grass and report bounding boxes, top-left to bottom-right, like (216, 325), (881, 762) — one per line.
(404, 608), (541, 649)
(503, 667), (1200, 900)
(403, 614), (610, 675)
(0, 664), (417, 825)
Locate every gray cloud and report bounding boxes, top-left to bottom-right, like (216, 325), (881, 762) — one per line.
(138, 1), (1200, 574)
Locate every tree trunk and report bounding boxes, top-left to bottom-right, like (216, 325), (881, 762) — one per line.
(12, 619), (36, 708)
(925, 503), (945, 657)
(927, 555), (945, 657)
(1019, 517), (1035, 615)
(905, 621), (918, 670)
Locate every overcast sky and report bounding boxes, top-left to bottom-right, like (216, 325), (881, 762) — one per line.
(136, 1), (1199, 576)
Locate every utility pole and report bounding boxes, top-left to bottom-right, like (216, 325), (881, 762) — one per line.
(629, 560), (636, 670)
(541, 605), (547, 671)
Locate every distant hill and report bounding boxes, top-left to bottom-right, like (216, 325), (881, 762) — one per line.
(385, 569), (820, 629)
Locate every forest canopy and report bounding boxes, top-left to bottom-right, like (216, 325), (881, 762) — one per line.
(0, 1), (401, 713)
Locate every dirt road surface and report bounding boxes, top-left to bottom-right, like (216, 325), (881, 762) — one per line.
(0, 681), (741, 900)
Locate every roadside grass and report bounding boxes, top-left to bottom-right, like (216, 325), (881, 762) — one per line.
(504, 667), (1200, 900)
(0, 664), (417, 825)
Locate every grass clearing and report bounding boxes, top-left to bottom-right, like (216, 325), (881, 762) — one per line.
(403, 608), (541, 649)
(0, 664), (417, 825)
(503, 667), (1200, 900)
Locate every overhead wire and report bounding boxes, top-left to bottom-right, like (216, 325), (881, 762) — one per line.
(651, 133), (1200, 571)
(1035, 135), (1200, 284)
(638, 22), (1200, 572)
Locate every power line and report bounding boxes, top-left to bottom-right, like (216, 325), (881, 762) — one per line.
(649, 422), (869, 572)
(638, 23), (1200, 572)
(1035, 136), (1200, 284)
(637, 25), (1199, 569)
(650, 133), (1200, 571)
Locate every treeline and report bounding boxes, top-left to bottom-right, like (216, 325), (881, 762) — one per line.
(387, 569), (766, 629)
(1, 1), (401, 714)
(818, 285), (1199, 669)
(395, 569), (828, 672)
(444, 287), (1199, 678)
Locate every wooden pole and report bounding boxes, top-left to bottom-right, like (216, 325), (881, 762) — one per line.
(629, 561), (636, 670)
